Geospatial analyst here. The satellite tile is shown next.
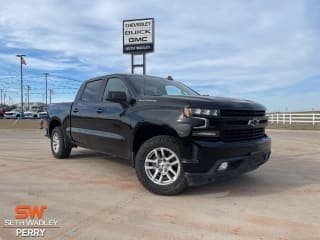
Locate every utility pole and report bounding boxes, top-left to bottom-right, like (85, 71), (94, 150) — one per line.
(43, 73), (49, 107)
(0, 89), (3, 106)
(16, 54), (26, 117)
(49, 89), (53, 104)
(27, 85), (31, 110)
(24, 93), (27, 108)
(3, 93), (6, 105)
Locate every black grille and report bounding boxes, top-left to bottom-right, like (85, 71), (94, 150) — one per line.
(221, 110), (265, 117)
(226, 119), (268, 125)
(222, 128), (265, 142)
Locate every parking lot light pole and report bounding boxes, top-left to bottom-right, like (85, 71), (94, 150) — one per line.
(16, 54), (26, 118)
(27, 85), (31, 110)
(0, 89), (3, 105)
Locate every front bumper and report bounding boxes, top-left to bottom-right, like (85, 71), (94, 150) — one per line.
(183, 136), (271, 186)
(4, 115), (16, 119)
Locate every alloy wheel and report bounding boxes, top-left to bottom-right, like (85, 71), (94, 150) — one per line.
(144, 147), (181, 185)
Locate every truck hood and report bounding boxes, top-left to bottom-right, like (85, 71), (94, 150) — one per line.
(140, 95), (266, 111)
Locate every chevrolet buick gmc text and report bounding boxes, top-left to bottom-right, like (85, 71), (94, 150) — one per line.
(47, 74), (271, 195)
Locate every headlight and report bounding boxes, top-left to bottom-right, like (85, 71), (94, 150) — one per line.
(183, 107), (220, 117)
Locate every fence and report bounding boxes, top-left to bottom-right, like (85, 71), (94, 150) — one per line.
(267, 112), (320, 126)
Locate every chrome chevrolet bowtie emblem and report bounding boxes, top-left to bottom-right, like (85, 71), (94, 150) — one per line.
(248, 118), (260, 127)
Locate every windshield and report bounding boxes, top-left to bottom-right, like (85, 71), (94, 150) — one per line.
(128, 76), (199, 96)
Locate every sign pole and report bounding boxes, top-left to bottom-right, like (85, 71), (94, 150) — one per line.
(143, 53), (146, 75)
(131, 54), (134, 74)
(123, 18), (154, 75)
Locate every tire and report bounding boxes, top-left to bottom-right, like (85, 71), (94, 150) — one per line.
(135, 135), (188, 195)
(51, 126), (72, 159)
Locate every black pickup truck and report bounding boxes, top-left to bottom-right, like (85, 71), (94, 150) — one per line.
(47, 74), (271, 195)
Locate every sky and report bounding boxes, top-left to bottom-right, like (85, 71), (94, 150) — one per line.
(0, 0), (319, 112)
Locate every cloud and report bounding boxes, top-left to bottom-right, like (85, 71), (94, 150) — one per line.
(0, 0), (319, 110)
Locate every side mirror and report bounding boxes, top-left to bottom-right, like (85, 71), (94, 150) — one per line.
(107, 91), (127, 102)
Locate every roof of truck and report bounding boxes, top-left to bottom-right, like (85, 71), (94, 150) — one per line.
(84, 74), (167, 83)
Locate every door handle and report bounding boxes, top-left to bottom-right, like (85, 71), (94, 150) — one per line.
(73, 108), (79, 113)
(96, 108), (103, 114)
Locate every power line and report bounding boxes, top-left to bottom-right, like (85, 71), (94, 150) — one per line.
(49, 74), (82, 83)
(0, 79), (19, 86)
(1, 70), (82, 105)
(28, 87), (78, 90)
(23, 80), (81, 88)
(2, 73), (82, 86)
(0, 76), (17, 80)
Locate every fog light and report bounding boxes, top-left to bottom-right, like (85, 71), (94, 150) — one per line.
(217, 162), (229, 171)
(192, 130), (219, 137)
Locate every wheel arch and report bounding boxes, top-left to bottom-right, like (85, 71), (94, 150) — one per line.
(48, 118), (62, 137)
(131, 123), (180, 167)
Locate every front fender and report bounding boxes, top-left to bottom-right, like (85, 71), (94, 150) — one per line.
(131, 107), (193, 138)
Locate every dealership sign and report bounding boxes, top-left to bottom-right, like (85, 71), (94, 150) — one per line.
(123, 18), (154, 54)
(3, 204), (60, 237)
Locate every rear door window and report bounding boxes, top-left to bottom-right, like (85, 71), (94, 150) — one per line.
(165, 85), (183, 95)
(81, 80), (104, 102)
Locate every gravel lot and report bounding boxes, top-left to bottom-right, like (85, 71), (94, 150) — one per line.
(0, 119), (40, 129)
(0, 129), (319, 240)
